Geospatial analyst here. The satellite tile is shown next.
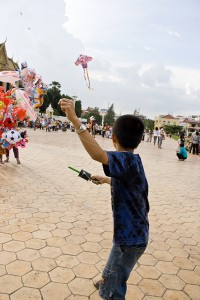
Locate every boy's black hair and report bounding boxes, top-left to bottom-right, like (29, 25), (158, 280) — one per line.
(180, 143), (184, 147)
(112, 115), (144, 149)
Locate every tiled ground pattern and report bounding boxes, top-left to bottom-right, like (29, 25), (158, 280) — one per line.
(0, 129), (200, 300)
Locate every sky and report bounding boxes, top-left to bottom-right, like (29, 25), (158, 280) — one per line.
(0, 0), (200, 118)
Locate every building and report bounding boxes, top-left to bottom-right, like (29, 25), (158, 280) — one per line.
(0, 40), (19, 90)
(155, 114), (179, 128)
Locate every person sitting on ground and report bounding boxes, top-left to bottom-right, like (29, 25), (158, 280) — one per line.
(176, 143), (188, 160)
(59, 98), (149, 300)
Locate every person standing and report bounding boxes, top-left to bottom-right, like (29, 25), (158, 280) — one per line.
(158, 127), (165, 149)
(59, 99), (149, 300)
(190, 131), (199, 155)
(153, 127), (159, 145)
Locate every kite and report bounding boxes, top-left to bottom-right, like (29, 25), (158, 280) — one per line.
(75, 55), (93, 90)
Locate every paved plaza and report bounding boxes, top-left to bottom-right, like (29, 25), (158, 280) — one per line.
(0, 129), (200, 300)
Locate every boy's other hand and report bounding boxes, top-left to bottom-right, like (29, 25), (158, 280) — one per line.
(59, 99), (77, 123)
(91, 175), (111, 185)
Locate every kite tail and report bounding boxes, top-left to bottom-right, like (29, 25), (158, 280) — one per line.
(83, 68), (91, 90)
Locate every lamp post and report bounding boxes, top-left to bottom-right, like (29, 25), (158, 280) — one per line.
(100, 109), (107, 127)
(72, 95), (77, 108)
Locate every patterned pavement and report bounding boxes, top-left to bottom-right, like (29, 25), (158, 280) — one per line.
(0, 129), (200, 300)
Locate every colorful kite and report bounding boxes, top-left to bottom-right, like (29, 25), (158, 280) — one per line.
(75, 55), (93, 90)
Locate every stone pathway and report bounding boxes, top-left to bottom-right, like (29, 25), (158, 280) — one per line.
(0, 129), (200, 300)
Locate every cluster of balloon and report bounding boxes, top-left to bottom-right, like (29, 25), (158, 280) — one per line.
(0, 87), (27, 128)
(20, 61), (48, 109)
(75, 55), (93, 90)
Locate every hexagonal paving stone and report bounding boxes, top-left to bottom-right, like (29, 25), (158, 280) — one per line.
(70, 228), (88, 235)
(39, 246), (61, 258)
(73, 263), (98, 279)
(12, 231), (32, 241)
(84, 233), (103, 242)
(66, 235), (86, 245)
(68, 278), (96, 296)
(128, 271), (142, 285)
(25, 238), (46, 250)
(138, 279), (166, 297)
(0, 233), (11, 243)
(51, 229), (70, 238)
(159, 274), (185, 290)
(163, 290), (190, 300)
(0, 251), (16, 265)
(139, 254), (158, 266)
(172, 257), (195, 270)
(10, 287), (42, 300)
(169, 247), (189, 258)
(97, 249), (110, 260)
(0, 294), (9, 300)
(17, 248), (40, 261)
(49, 267), (75, 283)
(0, 265), (6, 276)
(38, 223), (56, 231)
(46, 236), (66, 247)
(3, 240), (25, 252)
(126, 285), (144, 300)
(57, 222), (74, 230)
(33, 230), (52, 239)
(67, 296), (88, 300)
(137, 265), (161, 279)
(6, 260), (32, 276)
(81, 242), (102, 252)
(56, 255), (79, 268)
(153, 250), (174, 261)
(20, 224), (39, 233)
(23, 270), (50, 288)
(78, 252), (100, 264)
(41, 282), (70, 300)
(155, 261), (179, 274)
(0, 225), (19, 234)
(99, 239), (112, 249)
(178, 269), (200, 285)
(0, 275), (22, 294)
(32, 257), (56, 272)
(184, 284), (200, 300)
(61, 244), (82, 255)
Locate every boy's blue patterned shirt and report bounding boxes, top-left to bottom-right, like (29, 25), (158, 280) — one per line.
(103, 151), (149, 246)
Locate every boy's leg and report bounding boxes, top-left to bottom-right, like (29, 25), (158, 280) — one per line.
(98, 244), (146, 300)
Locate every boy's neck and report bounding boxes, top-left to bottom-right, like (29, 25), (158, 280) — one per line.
(115, 144), (134, 153)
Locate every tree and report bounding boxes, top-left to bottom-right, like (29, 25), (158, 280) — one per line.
(104, 104), (115, 126)
(163, 125), (183, 134)
(39, 81), (71, 116)
(143, 119), (155, 130)
(82, 107), (102, 124)
(75, 100), (82, 118)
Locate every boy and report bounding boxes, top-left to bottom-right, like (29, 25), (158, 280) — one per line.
(176, 143), (188, 160)
(59, 99), (149, 300)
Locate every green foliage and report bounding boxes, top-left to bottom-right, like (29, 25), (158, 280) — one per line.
(104, 104), (115, 126)
(39, 82), (71, 116)
(143, 119), (155, 130)
(75, 100), (82, 118)
(82, 107), (102, 124)
(163, 125), (183, 134)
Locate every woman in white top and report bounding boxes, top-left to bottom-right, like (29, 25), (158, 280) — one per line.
(153, 127), (160, 145)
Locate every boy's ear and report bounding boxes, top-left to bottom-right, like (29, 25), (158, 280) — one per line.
(112, 133), (117, 143)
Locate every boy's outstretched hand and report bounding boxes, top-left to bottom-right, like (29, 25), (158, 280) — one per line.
(59, 99), (78, 123)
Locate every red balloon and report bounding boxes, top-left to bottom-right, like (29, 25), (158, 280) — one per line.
(3, 118), (17, 129)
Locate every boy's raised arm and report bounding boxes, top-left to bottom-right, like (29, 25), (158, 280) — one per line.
(59, 98), (108, 165)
